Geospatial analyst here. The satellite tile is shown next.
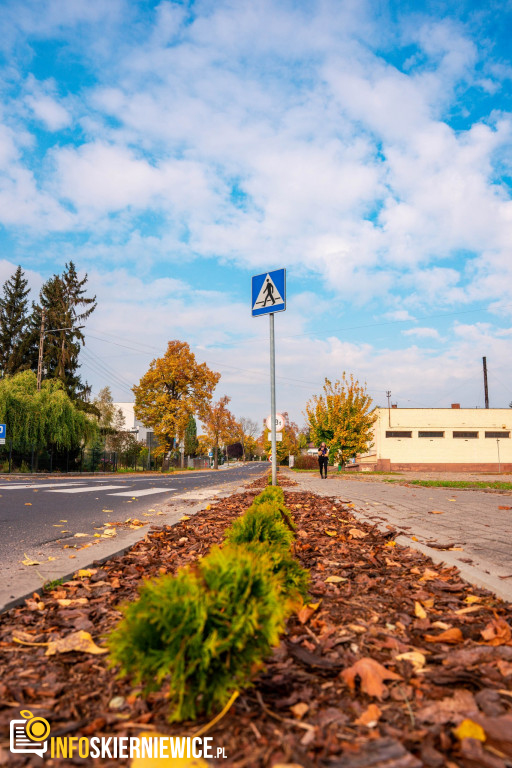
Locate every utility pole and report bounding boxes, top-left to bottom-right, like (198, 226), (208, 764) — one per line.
(386, 390), (391, 427)
(37, 309), (46, 391)
(36, 314), (84, 390)
(483, 356), (489, 408)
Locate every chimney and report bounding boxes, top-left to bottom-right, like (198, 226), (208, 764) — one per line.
(451, 403), (460, 409)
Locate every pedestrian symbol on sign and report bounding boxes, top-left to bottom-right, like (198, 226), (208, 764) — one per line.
(251, 270), (285, 317)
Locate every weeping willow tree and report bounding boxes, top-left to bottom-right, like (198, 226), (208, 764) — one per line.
(0, 370), (97, 450)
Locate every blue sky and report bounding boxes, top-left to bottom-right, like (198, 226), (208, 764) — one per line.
(1, 0), (512, 424)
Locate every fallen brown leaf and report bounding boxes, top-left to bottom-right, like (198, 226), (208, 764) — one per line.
(348, 528), (367, 539)
(290, 702), (309, 719)
(481, 618), (512, 647)
(424, 628), (464, 644)
(342, 657), (402, 699)
(296, 602), (321, 624)
(354, 703), (381, 726)
(45, 630), (108, 656)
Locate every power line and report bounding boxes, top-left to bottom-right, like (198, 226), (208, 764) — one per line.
(80, 348), (134, 396)
(84, 330), (393, 394)
(87, 301), (512, 351)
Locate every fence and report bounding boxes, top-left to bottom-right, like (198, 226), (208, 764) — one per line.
(0, 443), (120, 473)
(0, 442), (213, 473)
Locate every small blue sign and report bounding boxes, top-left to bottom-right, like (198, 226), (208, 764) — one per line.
(0, 424), (5, 438)
(252, 269), (286, 317)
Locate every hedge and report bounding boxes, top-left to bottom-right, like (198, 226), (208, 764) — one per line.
(107, 482), (309, 721)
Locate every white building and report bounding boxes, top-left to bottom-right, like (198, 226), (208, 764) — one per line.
(113, 402), (152, 443)
(359, 405), (512, 472)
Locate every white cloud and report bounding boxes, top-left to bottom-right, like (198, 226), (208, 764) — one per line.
(382, 310), (416, 322)
(0, 0), (511, 416)
(402, 326), (441, 339)
(25, 95), (71, 131)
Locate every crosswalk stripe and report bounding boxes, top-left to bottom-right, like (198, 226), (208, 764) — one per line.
(0, 482), (86, 490)
(47, 485), (127, 493)
(108, 488), (176, 497)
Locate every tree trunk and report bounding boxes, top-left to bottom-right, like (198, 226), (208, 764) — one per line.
(213, 445), (218, 470)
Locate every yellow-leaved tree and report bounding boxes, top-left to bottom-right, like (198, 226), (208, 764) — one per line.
(203, 395), (236, 469)
(304, 374), (376, 465)
(133, 341), (220, 464)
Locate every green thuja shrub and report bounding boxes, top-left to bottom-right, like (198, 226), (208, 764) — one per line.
(246, 542), (309, 605)
(255, 485), (285, 504)
(250, 486), (296, 529)
(225, 502), (294, 550)
(108, 544), (288, 722)
(225, 501), (309, 605)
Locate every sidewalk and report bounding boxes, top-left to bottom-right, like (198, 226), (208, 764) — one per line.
(283, 469), (512, 602)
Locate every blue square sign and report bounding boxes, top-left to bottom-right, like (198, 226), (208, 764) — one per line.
(0, 424), (5, 439)
(251, 269), (286, 317)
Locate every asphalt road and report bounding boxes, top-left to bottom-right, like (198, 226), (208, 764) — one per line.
(0, 464), (265, 582)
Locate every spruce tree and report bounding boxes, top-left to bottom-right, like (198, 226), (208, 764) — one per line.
(0, 265), (31, 376)
(184, 415), (199, 456)
(29, 262), (97, 398)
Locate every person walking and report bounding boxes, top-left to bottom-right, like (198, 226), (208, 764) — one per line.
(318, 442), (329, 479)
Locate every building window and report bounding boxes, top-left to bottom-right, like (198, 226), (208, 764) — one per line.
(418, 431), (444, 438)
(453, 431), (478, 438)
(386, 431), (412, 438)
(485, 431), (510, 438)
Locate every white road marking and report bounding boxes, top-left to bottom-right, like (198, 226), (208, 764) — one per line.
(108, 487), (176, 497)
(0, 482), (86, 490)
(47, 485), (127, 493)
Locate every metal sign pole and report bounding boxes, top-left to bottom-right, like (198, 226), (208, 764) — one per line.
(270, 312), (277, 485)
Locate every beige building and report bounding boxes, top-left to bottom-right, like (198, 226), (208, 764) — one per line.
(359, 405), (512, 472)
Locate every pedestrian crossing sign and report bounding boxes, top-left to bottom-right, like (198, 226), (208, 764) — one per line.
(252, 269), (286, 316)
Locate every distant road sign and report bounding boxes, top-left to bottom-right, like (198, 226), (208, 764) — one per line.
(0, 424), (5, 439)
(266, 413), (284, 432)
(252, 269), (286, 317)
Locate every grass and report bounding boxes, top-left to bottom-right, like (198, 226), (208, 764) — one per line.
(43, 577), (64, 591)
(382, 478), (512, 490)
(289, 468), (403, 475)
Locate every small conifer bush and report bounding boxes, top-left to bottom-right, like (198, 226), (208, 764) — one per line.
(251, 486), (296, 529)
(108, 485), (310, 722)
(224, 501), (294, 550)
(224, 500), (309, 606)
(254, 485), (285, 504)
(108, 544), (288, 722)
